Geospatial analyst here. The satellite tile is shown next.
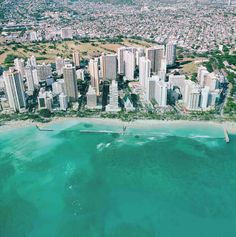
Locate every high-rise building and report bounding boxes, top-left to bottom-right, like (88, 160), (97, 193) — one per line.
(72, 51), (80, 67)
(136, 48), (145, 66)
(37, 88), (53, 111)
(63, 64), (78, 102)
(117, 47), (137, 75)
(106, 80), (120, 112)
(200, 86), (210, 110)
(25, 64), (35, 94)
(139, 57), (151, 88)
(52, 79), (65, 95)
(36, 63), (52, 82)
(146, 46), (165, 75)
(166, 42), (176, 67)
(86, 85), (97, 108)
(156, 80), (168, 107)
(3, 69), (26, 112)
(89, 58), (100, 95)
(29, 55), (37, 68)
(14, 58), (25, 77)
(59, 93), (68, 111)
(100, 54), (117, 81)
(55, 57), (65, 75)
(124, 51), (135, 81)
(184, 81), (201, 110)
(76, 69), (84, 80)
(147, 76), (158, 101)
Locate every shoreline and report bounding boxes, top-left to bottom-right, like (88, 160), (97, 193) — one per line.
(1, 117), (236, 134)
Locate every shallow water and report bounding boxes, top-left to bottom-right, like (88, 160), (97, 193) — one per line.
(0, 121), (236, 237)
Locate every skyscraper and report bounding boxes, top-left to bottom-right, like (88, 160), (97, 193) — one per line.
(14, 58), (25, 77)
(124, 51), (135, 81)
(166, 42), (176, 67)
(117, 47), (137, 75)
(156, 81), (168, 107)
(25, 64), (35, 94)
(106, 80), (120, 112)
(100, 54), (117, 81)
(200, 86), (210, 110)
(36, 63), (52, 82)
(59, 93), (68, 111)
(146, 46), (165, 75)
(86, 85), (97, 108)
(89, 58), (100, 95)
(55, 57), (65, 75)
(139, 57), (151, 88)
(3, 69), (26, 112)
(72, 51), (80, 67)
(63, 64), (78, 102)
(37, 88), (53, 111)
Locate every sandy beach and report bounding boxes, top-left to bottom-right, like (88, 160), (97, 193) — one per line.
(1, 117), (236, 134)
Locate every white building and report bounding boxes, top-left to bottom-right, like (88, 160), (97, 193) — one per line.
(200, 86), (210, 110)
(55, 57), (64, 75)
(36, 63), (52, 82)
(166, 42), (176, 67)
(30, 31), (38, 42)
(106, 80), (120, 112)
(25, 64), (35, 94)
(89, 58), (100, 95)
(117, 47), (137, 75)
(76, 69), (85, 80)
(14, 58), (25, 77)
(52, 79), (65, 95)
(37, 88), (53, 111)
(86, 85), (97, 108)
(3, 69), (26, 112)
(139, 57), (151, 88)
(156, 80), (168, 107)
(59, 93), (68, 111)
(72, 51), (80, 67)
(124, 50), (135, 81)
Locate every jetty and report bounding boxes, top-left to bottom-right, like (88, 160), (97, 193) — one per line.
(223, 127), (230, 143)
(80, 130), (122, 135)
(35, 125), (54, 132)
(80, 126), (127, 135)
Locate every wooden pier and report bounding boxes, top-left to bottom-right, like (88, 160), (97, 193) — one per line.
(223, 127), (230, 143)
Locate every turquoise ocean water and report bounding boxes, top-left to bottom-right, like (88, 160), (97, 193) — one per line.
(1, 121), (236, 237)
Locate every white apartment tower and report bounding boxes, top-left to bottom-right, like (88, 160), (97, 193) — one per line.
(89, 58), (100, 95)
(166, 42), (176, 67)
(72, 51), (80, 67)
(86, 85), (97, 108)
(106, 80), (120, 112)
(55, 57), (65, 75)
(3, 69), (26, 112)
(124, 51), (135, 81)
(59, 93), (68, 111)
(139, 57), (151, 88)
(156, 81), (168, 107)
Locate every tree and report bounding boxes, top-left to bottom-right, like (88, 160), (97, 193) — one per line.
(39, 109), (52, 118)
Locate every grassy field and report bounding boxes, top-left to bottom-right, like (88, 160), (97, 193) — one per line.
(180, 58), (208, 75)
(0, 38), (152, 65)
